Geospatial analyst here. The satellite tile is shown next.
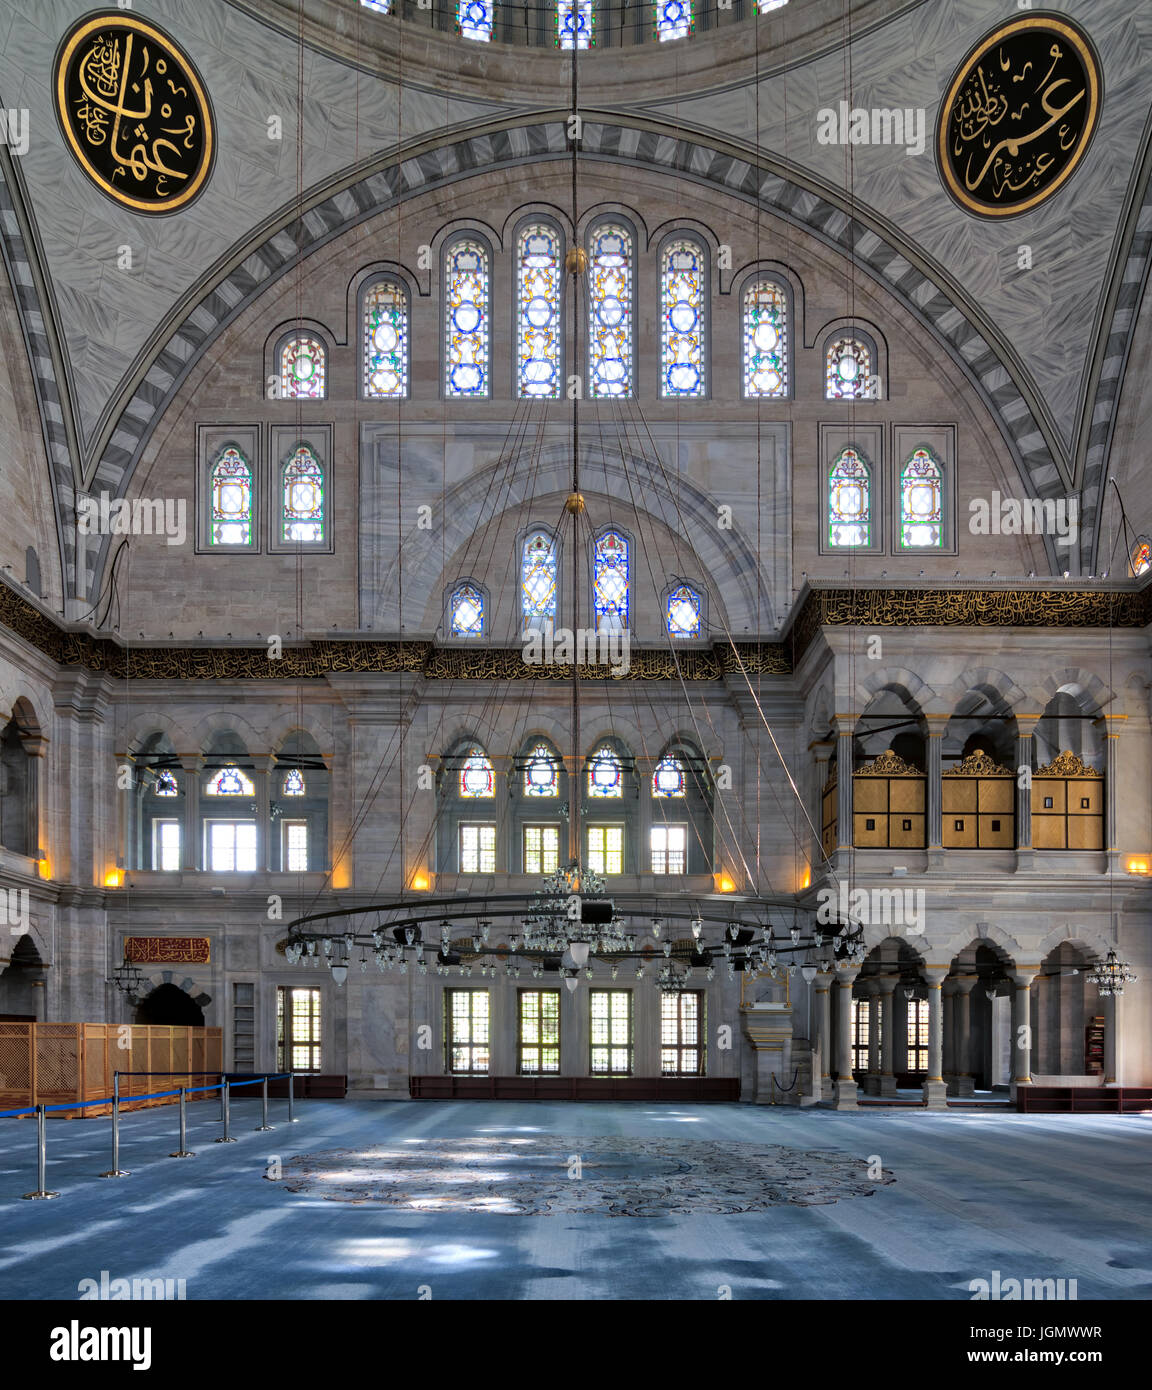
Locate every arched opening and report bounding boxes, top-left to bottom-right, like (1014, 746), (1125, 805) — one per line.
(1035, 941), (1103, 1079)
(0, 699), (41, 858)
(0, 934), (45, 1020)
(948, 939), (1017, 1092)
(272, 731), (329, 872)
(134, 983), (205, 1027)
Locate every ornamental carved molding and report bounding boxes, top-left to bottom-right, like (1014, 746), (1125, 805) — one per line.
(853, 750), (925, 778)
(1034, 749), (1102, 778)
(943, 750), (1015, 777)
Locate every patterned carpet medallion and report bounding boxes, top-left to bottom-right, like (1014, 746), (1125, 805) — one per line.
(273, 1135), (896, 1215)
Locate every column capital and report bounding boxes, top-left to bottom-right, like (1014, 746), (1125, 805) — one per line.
(923, 965), (950, 985)
(924, 715), (950, 736)
(813, 971), (835, 991)
(952, 975), (979, 995)
(1011, 967), (1041, 987)
(876, 975), (899, 996)
(179, 754), (206, 771)
(1014, 716), (1042, 739)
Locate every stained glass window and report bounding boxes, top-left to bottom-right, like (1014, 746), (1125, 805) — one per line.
(517, 224), (562, 399)
(519, 989), (561, 1073)
(587, 825), (625, 875)
(666, 583), (701, 637)
(444, 239), (490, 397)
(457, 0), (492, 40)
(281, 445), (324, 544)
(207, 766), (255, 797)
(590, 989), (632, 1074)
(459, 824), (496, 873)
(661, 990), (701, 1074)
(593, 530), (629, 631)
(828, 447), (871, 548)
(655, 0), (692, 41)
(743, 280), (788, 398)
(524, 743), (559, 797)
(651, 824), (687, 874)
(283, 769), (306, 796)
(652, 756), (685, 798)
(450, 582), (485, 637)
(209, 446), (253, 547)
(1132, 538), (1152, 576)
(900, 448), (943, 548)
(154, 770), (179, 797)
(556, 0), (594, 47)
(363, 281), (409, 399)
(360, 0), (392, 12)
(660, 238), (705, 398)
(588, 746), (623, 798)
(460, 753), (495, 799)
(522, 531), (558, 629)
(524, 825), (561, 875)
(278, 334), (326, 400)
(588, 224), (633, 399)
(758, 0), (788, 11)
(446, 989), (489, 1073)
(825, 335), (872, 400)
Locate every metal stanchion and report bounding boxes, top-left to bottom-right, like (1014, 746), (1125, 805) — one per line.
(99, 1072), (130, 1178)
(22, 1105), (60, 1199)
(169, 1087), (196, 1157)
(214, 1076), (236, 1143)
(287, 1071), (298, 1123)
(255, 1075), (273, 1131)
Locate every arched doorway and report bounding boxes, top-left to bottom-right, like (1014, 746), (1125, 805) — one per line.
(0, 934), (45, 1020)
(134, 983), (205, 1027)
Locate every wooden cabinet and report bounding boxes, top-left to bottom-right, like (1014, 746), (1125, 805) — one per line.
(1031, 750), (1103, 850)
(942, 750), (1015, 848)
(852, 749), (926, 848)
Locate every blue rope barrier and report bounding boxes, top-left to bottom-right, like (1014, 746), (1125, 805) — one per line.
(0, 1074), (294, 1121)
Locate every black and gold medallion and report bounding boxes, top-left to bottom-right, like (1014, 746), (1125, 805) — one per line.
(54, 11), (214, 214)
(937, 13), (1101, 219)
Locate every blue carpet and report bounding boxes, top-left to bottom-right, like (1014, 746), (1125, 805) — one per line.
(0, 1100), (1149, 1300)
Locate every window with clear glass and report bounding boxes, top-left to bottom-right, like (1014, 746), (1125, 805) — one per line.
(828, 447), (871, 548)
(588, 224), (633, 398)
(587, 825), (624, 875)
(660, 238), (705, 398)
(460, 823), (496, 873)
(209, 446), (254, 547)
(852, 998), (871, 1072)
(152, 818), (181, 872)
(206, 821), (258, 872)
(277, 986), (321, 1072)
(519, 989), (561, 1073)
(661, 991), (703, 1074)
(279, 334), (326, 400)
(206, 766), (255, 797)
(283, 820), (308, 872)
(363, 281), (409, 398)
(666, 584), (701, 637)
(447, 989), (490, 1073)
(742, 280), (788, 398)
(906, 998), (928, 1070)
(650, 824), (686, 874)
(444, 239), (490, 397)
(524, 824), (561, 875)
(590, 989), (633, 1074)
(517, 223), (562, 399)
(900, 448), (943, 548)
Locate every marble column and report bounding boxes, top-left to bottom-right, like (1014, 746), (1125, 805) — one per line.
(814, 970), (834, 1100)
(952, 975), (977, 1096)
(865, 979), (881, 1095)
(941, 980), (956, 1083)
(833, 967), (861, 1109)
(1015, 719), (1037, 865)
(878, 976), (898, 1096)
(1103, 989), (1120, 1086)
(812, 740), (833, 863)
(925, 722), (945, 851)
(181, 755), (204, 871)
(1102, 717), (1121, 866)
(922, 967), (949, 1108)
(252, 754), (274, 871)
(836, 726), (855, 852)
(1010, 967), (1040, 1096)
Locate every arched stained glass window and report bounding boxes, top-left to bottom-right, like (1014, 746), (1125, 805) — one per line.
(758, 0), (788, 11)
(655, 0), (692, 40)
(517, 224), (562, 399)
(522, 531), (558, 629)
(900, 448), (943, 548)
(825, 335), (873, 401)
(652, 756), (686, 798)
(209, 446), (254, 547)
(828, 447), (871, 548)
(588, 746), (623, 798)
(1132, 537), (1152, 576)
(524, 743), (559, 797)
(460, 752), (495, 798)
(743, 280), (788, 398)
(557, 0), (594, 47)
(588, 224), (633, 399)
(281, 446), (324, 544)
(279, 334), (326, 400)
(363, 281), (409, 399)
(450, 582), (485, 637)
(457, 0), (492, 40)
(593, 530), (629, 631)
(444, 239), (490, 397)
(660, 238), (705, 399)
(666, 584), (702, 637)
(207, 766), (255, 797)
(283, 769), (306, 796)
(154, 770), (179, 797)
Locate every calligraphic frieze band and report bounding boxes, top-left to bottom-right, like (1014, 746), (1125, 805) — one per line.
(125, 937), (210, 965)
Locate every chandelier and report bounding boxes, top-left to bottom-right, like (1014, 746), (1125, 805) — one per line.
(106, 953), (146, 1000)
(1086, 949), (1137, 997)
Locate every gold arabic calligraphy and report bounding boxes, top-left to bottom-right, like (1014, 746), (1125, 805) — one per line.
(56, 15), (213, 213)
(938, 16), (1100, 217)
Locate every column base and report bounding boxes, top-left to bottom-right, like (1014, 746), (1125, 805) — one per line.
(879, 1075), (898, 1097)
(922, 1079), (948, 1109)
(861, 1074), (883, 1096)
(1014, 849), (1037, 874)
(946, 1075), (975, 1097)
(832, 1079), (859, 1110)
(927, 847), (948, 871)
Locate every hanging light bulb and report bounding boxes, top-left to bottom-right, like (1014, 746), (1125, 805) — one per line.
(690, 916), (703, 940)
(662, 941), (672, 958)
(611, 965), (619, 980)
(790, 926), (800, 944)
(330, 962), (348, 987)
(570, 941), (590, 968)
(651, 917), (662, 938)
(404, 927), (416, 946)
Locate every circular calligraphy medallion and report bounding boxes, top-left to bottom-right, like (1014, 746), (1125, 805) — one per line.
(54, 12), (215, 215)
(937, 13), (1101, 219)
